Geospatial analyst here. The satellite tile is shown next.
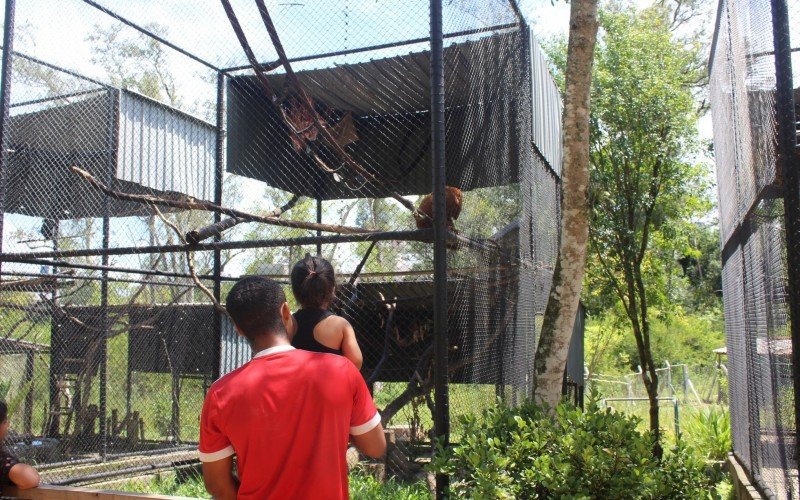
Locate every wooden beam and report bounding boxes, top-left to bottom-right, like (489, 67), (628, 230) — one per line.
(2, 484), (196, 500)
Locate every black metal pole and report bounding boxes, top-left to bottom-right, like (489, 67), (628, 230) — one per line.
(770, 0), (800, 476)
(98, 88), (118, 460)
(23, 351), (33, 434)
(3, 258), (230, 281)
(46, 220), (60, 438)
(0, 0), (16, 262)
(212, 72), (225, 382)
(0, 229), (434, 260)
(430, 0), (449, 497)
(316, 198), (323, 256)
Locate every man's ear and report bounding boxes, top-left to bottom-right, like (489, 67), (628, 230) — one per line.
(281, 301), (292, 321)
(234, 325), (245, 338)
(281, 302), (294, 335)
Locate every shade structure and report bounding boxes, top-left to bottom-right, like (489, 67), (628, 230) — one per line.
(226, 30), (531, 200)
(6, 90), (216, 220)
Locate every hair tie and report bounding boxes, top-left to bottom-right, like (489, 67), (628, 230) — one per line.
(308, 271), (317, 277)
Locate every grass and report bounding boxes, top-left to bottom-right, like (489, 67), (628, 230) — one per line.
(114, 469), (432, 499)
(374, 382), (503, 441)
(115, 473), (209, 498)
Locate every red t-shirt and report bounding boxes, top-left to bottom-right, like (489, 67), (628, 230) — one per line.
(199, 345), (380, 499)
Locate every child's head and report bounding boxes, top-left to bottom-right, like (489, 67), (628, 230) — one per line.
(291, 254), (336, 309)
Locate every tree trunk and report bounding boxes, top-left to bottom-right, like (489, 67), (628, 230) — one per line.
(532, 0), (599, 408)
(644, 367), (663, 459)
(635, 263), (663, 459)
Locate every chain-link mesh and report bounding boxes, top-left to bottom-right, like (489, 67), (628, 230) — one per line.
(710, 0), (799, 497)
(0, 0), (564, 489)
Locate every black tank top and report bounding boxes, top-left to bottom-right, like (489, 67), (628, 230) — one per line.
(291, 308), (343, 355)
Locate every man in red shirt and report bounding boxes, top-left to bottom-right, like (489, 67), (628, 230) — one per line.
(199, 276), (386, 499)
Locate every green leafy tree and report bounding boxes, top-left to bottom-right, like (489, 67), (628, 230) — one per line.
(583, 4), (707, 457)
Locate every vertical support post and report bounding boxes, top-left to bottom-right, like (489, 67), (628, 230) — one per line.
(0, 0), (17, 258)
(46, 221), (60, 437)
(682, 364), (689, 400)
(673, 398), (680, 439)
(316, 198), (323, 256)
(770, 0), (800, 472)
(430, 0), (449, 498)
(212, 72), (225, 382)
(171, 373), (180, 441)
(99, 88), (118, 460)
(24, 351), (33, 435)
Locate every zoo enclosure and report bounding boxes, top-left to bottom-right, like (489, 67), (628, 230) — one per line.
(0, 0), (567, 491)
(709, 0), (800, 497)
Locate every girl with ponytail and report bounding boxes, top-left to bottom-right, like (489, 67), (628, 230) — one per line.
(289, 254), (363, 369)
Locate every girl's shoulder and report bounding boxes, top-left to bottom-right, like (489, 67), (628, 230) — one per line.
(320, 313), (353, 331)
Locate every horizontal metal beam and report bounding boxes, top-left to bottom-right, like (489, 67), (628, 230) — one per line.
(0, 230), (433, 260)
(0, 257), (225, 280)
(11, 89), (102, 108)
(0, 270), (201, 288)
(221, 23), (520, 72)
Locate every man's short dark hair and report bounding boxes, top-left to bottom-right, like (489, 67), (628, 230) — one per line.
(226, 276), (287, 340)
(0, 400), (7, 424)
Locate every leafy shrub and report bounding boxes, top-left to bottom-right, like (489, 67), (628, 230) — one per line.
(652, 442), (718, 499)
(681, 406), (731, 462)
(432, 400), (721, 499)
(349, 469), (430, 500)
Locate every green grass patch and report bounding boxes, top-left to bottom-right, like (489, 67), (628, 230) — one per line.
(114, 469), (432, 499)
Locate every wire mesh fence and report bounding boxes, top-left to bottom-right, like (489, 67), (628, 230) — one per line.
(710, 0), (800, 497)
(0, 0), (566, 490)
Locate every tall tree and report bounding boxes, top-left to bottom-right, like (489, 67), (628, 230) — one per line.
(584, 4), (705, 457)
(532, 0), (598, 409)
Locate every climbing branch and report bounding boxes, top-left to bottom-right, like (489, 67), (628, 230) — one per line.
(70, 166), (373, 235)
(185, 193), (302, 244)
(152, 205), (229, 317)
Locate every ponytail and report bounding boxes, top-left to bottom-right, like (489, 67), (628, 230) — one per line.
(291, 254), (336, 309)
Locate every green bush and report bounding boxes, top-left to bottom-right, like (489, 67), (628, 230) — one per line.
(432, 400), (720, 499)
(349, 469), (430, 500)
(681, 406), (731, 462)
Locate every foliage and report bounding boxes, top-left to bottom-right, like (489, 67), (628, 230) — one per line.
(592, 308), (724, 373)
(87, 23), (180, 106)
(652, 441), (719, 499)
(115, 472), (210, 498)
(431, 399), (721, 499)
(776, 385), (795, 431)
(115, 469), (431, 499)
(349, 469), (431, 500)
(681, 406), (732, 462)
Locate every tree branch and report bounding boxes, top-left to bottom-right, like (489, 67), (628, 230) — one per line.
(186, 194), (302, 244)
(70, 166), (374, 235)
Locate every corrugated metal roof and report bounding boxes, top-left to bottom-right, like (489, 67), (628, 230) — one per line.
(5, 90), (216, 220)
(530, 36), (563, 176)
(227, 28), (562, 199)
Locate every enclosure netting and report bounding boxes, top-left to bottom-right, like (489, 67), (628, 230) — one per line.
(0, 0), (562, 487)
(710, 0), (800, 496)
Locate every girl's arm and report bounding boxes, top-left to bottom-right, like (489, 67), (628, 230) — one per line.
(341, 320), (363, 369)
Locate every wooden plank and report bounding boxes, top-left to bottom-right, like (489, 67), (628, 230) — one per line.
(2, 484), (196, 500)
(727, 453), (764, 500)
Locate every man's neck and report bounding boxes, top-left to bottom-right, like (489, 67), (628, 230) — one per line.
(250, 335), (290, 355)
